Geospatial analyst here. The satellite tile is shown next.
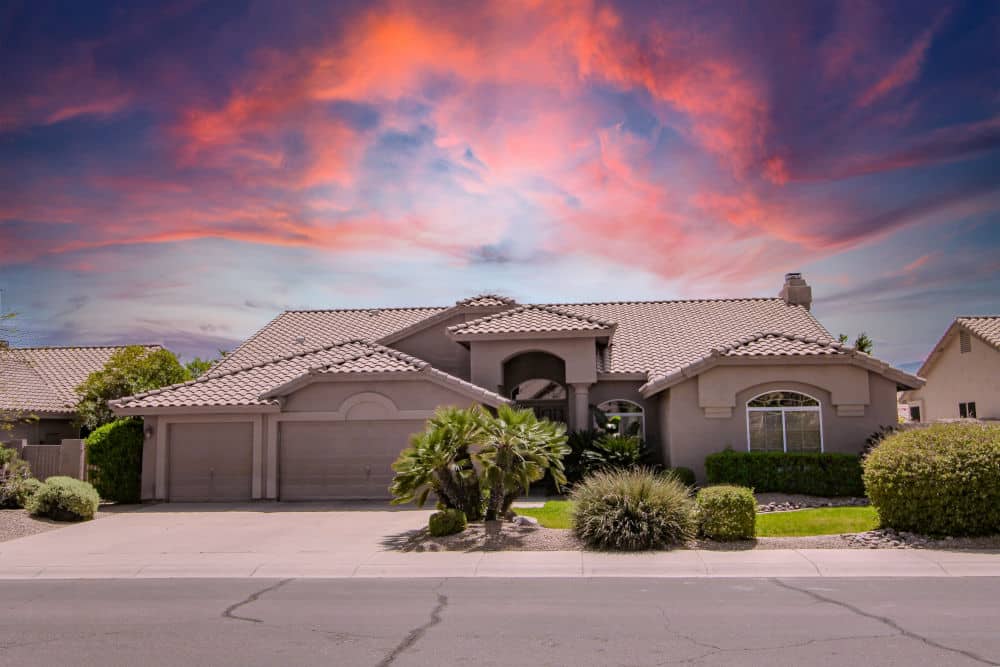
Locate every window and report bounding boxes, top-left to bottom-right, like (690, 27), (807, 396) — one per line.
(959, 330), (971, 354)
(909, 405), (921, 422)
(596, 399), (644, 438)
(959, 402), (977, 419)
(747, 391), (822, 453)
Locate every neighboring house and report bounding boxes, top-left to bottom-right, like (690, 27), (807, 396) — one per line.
(112, 274), (922, 502)
(900, 316), (1000, 422)
(0, 345), (160, 444)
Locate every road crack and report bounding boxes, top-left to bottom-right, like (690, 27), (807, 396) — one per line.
(376, 586), (448, 667)
(221, 578), (293, 623)
(773, 579), (998, 666)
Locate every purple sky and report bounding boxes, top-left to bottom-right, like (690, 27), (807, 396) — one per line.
(1, 0), (998, 371)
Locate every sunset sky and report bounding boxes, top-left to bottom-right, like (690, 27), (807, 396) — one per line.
(1, 0), (997, 371)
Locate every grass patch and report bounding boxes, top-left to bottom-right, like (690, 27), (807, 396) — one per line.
(756, 506), (878, 537)
(517, 501), (880, 537)
(515, 500), (574, 529)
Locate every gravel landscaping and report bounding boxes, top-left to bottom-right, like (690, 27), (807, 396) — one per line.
(0, 509), (64, 543)
(755, 492), (869, 513)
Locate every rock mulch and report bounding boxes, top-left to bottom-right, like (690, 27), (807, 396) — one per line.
(843, 529), (1000, 550)
(755, 492), (869, 513)
(0, 509), (63, 543)
(385, 521), (581, 552)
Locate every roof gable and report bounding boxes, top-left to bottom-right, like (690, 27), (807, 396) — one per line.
(448, 304), (617, 339)
(915, 315), (1000, 378)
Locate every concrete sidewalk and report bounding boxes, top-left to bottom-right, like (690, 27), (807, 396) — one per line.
(1, 504), (998, 579)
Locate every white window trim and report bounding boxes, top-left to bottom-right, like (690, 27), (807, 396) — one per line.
(745, 391), (824, 453)
(597, 399), (645, 441)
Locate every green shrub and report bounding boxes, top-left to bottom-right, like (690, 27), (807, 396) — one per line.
(571, 468), (696, 550)
(15, 477), (43, 509)
(696, 485), (756, 540)
(0, 448), (33, 509)
(864, 423), (1000, 536)
(26, 476), (100, 521)
(428, 508), (467, 536)
(667, 467), (696, 487)
(85, 418), (144, 503)
(564, 431), (649, 486)
(705, 450), (864, 496)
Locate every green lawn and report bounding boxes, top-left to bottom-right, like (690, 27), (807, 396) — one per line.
(755, 506), (879, 537)
(515, 501), (574, 529)
(517, 501), (880, 537)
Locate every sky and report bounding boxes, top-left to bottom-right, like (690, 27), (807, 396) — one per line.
(1, 0), (997, 371)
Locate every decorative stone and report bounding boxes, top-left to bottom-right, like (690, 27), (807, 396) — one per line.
(512, 515), (539, 528)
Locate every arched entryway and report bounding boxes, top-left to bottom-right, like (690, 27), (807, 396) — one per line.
(503, 351), (568, 425)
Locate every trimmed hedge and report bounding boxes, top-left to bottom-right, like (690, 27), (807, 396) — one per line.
(428, 508), (467, 536)
(696, 485), (756, 540)
(86, 418), (144, 503)
(705, 450), (864, 496)
(571, 468), (696, 550)
(864, 423), (1000, 536)
(26, 476), (100, 521)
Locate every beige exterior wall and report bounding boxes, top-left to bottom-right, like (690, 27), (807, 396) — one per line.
(662, 369), (898, 481)
(4, 417), (78, 445)
(390, 313), (473, 380)
(902, 332), (1000, 421)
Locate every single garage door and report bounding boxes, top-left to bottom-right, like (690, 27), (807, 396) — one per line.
(279, 420), (423, 500)
(168, 422), (253, 501)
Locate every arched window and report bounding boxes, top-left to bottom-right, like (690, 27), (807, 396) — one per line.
(596, 399), (644, 439)
(747, 391), (822, 453)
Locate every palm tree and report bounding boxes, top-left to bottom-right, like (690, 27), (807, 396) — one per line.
(838, 332), (874, 354)
(476, 404), (569, 521)
(389, 406), (486, 520)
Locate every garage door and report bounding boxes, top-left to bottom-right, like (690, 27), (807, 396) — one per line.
(279, 420), (423, 500)
(168, 422), (253, 501)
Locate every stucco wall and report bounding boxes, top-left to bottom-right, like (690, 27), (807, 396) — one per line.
(4, 418), (78, 445)
(903, 332), (1000, 421)
(469, 338), (598, 393)
(282, 378), (481, 412)
(390, 313), (473, 381)
(589, 380), (663, 465)
(664, 369), (898, 480)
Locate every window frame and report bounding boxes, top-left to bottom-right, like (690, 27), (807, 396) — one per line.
(745, 390), (824, 453)
(596, 399), (645, 441)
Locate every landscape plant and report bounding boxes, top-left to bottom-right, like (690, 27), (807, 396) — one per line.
(26, 476), (100, 521)
(695, 485), (756, 540)
(85, 418), (145, 503)
(0, 447), (33, 509)
(666, 467), (696, 487)
(428, 508), (467, 536)
(571, 468), (696, 550)
(863, 422), (1000, 536)
(705, 449), (864, 496)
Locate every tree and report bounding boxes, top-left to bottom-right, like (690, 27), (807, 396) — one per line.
(838, 332), (874, 354)
(389, 406), (487, 520)
(477, 404), (569, 521)
(75, 346), (190, 431)
(184, 349), (229, 378)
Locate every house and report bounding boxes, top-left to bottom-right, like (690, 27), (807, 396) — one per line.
(112, 273), (922, 502)
(0, 345), (160, 444)
(900, 316), (1000, 422)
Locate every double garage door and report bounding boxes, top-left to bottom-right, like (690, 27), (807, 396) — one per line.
(165, 420), (421, 501)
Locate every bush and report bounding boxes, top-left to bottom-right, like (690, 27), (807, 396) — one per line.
(667, 467), (696, 487)
(26, 476), (100, 521)
(864, 423), (1000, 536)
(696, 485), (756, 540)
(85, 418), (144, 503)
(564, 431), (649, 486)
(705, 450), (864, 496)
(0, 447), (33, 509)
(15, 477), (43, 509)
(571, 468), (696, 550)
(428, 508), (467, 536)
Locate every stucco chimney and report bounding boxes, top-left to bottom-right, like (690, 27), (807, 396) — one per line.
(779, 272), (812, 310)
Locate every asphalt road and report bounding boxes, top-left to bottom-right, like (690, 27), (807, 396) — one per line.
(1, 578), (997, 666)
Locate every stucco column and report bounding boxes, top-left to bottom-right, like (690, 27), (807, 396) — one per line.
(570, 383), (591, 432)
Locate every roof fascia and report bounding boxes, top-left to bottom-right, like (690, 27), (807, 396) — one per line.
(112, 404), (278, 417)
(448, 326), (616, 343)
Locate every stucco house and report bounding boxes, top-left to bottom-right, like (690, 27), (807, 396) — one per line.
(0, 345), (160, 444)
(900, 316), (1000, 422)
(112, 273), (922, 502)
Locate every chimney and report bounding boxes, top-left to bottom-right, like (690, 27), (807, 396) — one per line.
(779, 272), (812, 310)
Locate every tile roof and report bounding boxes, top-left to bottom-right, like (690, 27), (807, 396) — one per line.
(214, 306), (446, 372)
(718, 333), (848, 357)
(448, 304), (617, 336)
(958, 316), (1000, 349)
(455, 294), (518, 308)
(113, 340), (509, 411)
(0, 345), (160, 415)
